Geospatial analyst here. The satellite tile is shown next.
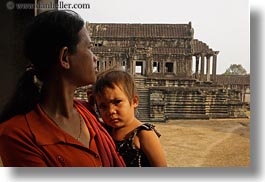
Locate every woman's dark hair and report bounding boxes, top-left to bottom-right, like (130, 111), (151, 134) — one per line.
(0, 10), (84, 123)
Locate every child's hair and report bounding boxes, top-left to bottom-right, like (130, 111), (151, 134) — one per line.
(93, 67), (137, 103)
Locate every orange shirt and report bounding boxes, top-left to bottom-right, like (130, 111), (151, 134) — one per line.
(0, 104), (102, 167)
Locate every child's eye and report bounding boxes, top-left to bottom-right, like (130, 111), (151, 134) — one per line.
(113, 100), (121, 105)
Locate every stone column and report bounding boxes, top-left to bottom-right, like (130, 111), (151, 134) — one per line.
(206, 56), (211, 82)
(141, 60), (145, 75)
(146, 48), (152, 76)
(132, 60), (136, 75)
(146, 57), (151, 76)
(242, 86), (245, 102)
(162, 61), (165, 75)
(200, 54), (205, 81)
(126, 57), (131, 73)
(187, 56), (192, 77)
(212, 52), (218, 82)
(174, 60), (177, 75)
(195, 56), (199, 79)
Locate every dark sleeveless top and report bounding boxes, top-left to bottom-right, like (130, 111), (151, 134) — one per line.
(114, 123), (161, 167)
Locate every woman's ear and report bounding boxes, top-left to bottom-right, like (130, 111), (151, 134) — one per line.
(132, 95), (139, 108)
(58, 46), (70, 69)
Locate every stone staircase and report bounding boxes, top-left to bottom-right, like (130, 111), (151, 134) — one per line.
(204, 88), (229, 118)
(134, 76), (150, 122)
(164, 87), (209, 119)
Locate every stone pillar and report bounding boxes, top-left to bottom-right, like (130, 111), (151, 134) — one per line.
(173, 59), (177, 75)
(242, 86), (245, 102)
(141, 60), (145, 75)
(200, 54), (205, 81)
(126, 57), (131, 73)
(146, 48), (152, 76)
(187, 56), (192, 77)
(162, 61), (165, 75)
(195, 56), (199, 79)
(212, 52), (218, 82)
(35, 0), (38, 15)
(146, 57), (151, 76)
(206, 56), (211, 82)
(132, 60), (136, 75)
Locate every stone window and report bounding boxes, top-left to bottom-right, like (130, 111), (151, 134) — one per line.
(122, 61), (126, 70)
(103, 61), (107, 70)
(97, 61), (100, 71)
(152, 61), (160, 73)
(165, 62), (174, 73)
(136, 61), (143, 74)
(94, 42), (103, 47)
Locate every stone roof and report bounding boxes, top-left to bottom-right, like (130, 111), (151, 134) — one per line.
(191, 39), (216, 55)
(216, 75), (250, 85)
(86, 22), (193, 39)
(152, 47), (187, 55)
(87, 22), (217, 55)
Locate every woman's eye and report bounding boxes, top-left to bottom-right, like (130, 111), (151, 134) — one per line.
(88, 43), (94, 49)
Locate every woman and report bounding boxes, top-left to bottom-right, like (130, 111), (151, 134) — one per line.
(0, 10), (125, 167)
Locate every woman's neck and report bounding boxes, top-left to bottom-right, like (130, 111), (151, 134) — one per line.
(40, 77), (77, 118)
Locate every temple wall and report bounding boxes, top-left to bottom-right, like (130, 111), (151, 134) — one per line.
(82, 23), (250, 121)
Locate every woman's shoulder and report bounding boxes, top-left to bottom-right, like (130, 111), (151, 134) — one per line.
(0, 114), (28, 136)
(1, 114), (27, 126)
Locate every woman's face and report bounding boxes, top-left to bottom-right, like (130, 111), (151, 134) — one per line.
(68, 27), (97, 86)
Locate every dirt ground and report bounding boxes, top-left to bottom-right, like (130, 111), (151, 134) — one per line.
(155, 118), (250, 167)
(0, 118), (250, 167)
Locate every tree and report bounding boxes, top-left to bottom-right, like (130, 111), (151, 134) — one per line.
(223, 64), (247, 75)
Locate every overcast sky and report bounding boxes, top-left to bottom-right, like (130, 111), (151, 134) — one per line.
(60, 0), (250, 74)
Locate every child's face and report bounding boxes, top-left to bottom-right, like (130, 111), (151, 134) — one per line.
(95, 84), (139, 129)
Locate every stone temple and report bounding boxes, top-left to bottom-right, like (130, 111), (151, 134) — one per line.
(74, 22), (250, 122)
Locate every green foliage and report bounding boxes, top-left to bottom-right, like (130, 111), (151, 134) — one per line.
(223, 64), (247, 75)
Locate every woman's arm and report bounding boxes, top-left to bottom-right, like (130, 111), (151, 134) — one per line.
(0, 135), (47, 167)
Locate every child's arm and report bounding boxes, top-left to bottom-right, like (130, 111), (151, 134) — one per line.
(138, 130), (167, 167)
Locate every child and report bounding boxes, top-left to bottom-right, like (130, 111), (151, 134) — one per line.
(93, 68), (167, 167)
